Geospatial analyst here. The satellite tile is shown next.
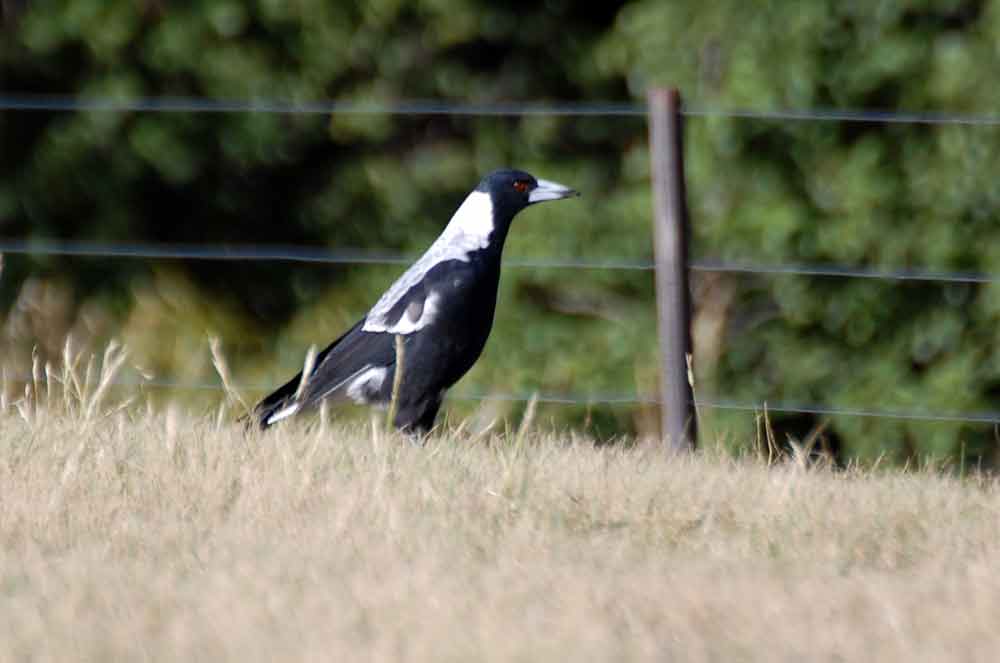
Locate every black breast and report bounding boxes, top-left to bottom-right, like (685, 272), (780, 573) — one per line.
(406, 252), (503, 389)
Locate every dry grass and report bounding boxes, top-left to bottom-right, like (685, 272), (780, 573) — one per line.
(1, 353), (1000, 661)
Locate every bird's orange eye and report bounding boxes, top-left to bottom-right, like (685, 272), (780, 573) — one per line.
(513, 180), (530, 193)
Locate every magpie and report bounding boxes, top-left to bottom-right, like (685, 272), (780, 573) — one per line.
(251, 169), (579, 434)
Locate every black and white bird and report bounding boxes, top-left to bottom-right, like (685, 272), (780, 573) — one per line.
(251, 169), (578, 434)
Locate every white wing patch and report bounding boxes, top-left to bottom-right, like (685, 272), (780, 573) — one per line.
(369, 290), (441, 334)
(346, 366), (389, 404)
(315, 365), (369, 402)
(363, 191), (493, 333)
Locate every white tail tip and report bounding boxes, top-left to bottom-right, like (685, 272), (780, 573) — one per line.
(266, 402), (300, 425)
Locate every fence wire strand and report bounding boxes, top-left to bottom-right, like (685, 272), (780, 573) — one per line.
(5, 372), (1000, 425)
(4, 239), (1000, 284)
(6, 94), (1000, 125)
(0, 239), (651, 270)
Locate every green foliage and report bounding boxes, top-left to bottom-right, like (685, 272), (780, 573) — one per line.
(597, 0), (1000, 463)
(3, 0), (1000, 463)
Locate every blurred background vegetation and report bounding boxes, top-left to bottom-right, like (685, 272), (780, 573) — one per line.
(4, 0), (1000, 464)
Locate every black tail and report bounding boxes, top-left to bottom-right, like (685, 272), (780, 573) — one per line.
(246, 370), (303, 430)
(245, 320), (366, 431)
(245, 318), (392, 432)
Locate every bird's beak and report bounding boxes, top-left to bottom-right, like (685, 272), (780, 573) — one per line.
(528, 179), (579, 204)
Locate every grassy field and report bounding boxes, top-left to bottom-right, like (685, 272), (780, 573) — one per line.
(2, 358), (1000, 662)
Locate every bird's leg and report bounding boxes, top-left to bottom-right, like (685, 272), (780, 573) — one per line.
(394, 397), (442, 445)
(395, 415), (430, 447)
(405, 429), (429, 447)
(413, 398), (442, 433)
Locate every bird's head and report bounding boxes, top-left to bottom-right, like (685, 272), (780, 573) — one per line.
(443, 169), (579, 250)
(477, 169), (579, 220)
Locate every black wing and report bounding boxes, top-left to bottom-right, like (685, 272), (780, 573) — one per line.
(250, 318), (395, 429)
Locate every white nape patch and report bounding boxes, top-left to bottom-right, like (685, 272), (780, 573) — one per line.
(266, 402), (300, 425)
(364, 191), (493, 333)
(443, 190), (494, 245)
(345, 366), (389, 404)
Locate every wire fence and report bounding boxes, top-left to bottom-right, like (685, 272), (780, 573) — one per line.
(4, 96), (1000, 430)
(2, 237), (997, 426)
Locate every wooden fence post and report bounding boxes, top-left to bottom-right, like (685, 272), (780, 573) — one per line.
(648, 88), (697, 451)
